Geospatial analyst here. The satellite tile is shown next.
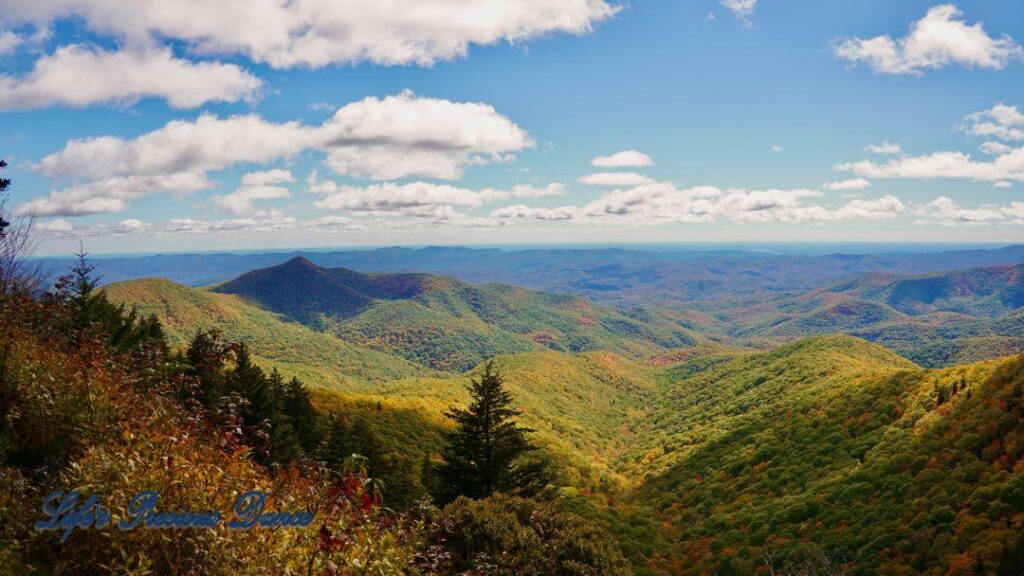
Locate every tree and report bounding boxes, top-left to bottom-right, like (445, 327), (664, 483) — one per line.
(282, 376), (320, 454)
(0, 159), (39, 295)
(434, 361), (549, 503)
(0, 159), (10, 239)
(439, 494), (632, 576)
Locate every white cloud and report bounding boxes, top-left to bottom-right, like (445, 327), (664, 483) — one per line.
(994, 181), (1013, 189)
(35, 114), (313, 181)
(836, 147), (1024, 182)
(241, 168), (294, 186)
(866, 141), (901, 155)
(720, 0), (756, 23)
(17, 172), (211, 216)
(165, 216), (298, 235)
(25, 91), (532, 216)
(578, 172), (654, 186)
(824, 178), (872, 191)
(0, 29), (21, 55)
(490, 204), (578, 221)
(317, 90), (532, 180)
(590, 150), (653, 168)
(771, 145), (784, 153)
(485, 180), (910, 226)
(502, 183), (567, 198)
(313, 181), (500, 218)
(833, 4), (1022, 74)
(914, 196), (1007, 225)
(34, 217), (152, 238)
(980, 141), (1013, 155)
(0, 0), (617, 69)
(34, 218), (74, 234)
(831, 195), (905, 219)
(964, 103), (1024, 141)
(214, 185), (291, 217)
(0, 46), (262, 110)
(506, 182), (907, 225)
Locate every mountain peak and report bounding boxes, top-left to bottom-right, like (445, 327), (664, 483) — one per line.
(282, 255), (319, 269)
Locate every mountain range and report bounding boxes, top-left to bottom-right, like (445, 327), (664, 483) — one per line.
(100, 246), (1024, 574)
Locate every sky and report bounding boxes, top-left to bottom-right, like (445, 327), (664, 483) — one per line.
(1, 0), (1023, 255)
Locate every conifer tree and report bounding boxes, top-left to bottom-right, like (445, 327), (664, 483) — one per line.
(435, 361), (549, 503)
(283, 375), (320, 453)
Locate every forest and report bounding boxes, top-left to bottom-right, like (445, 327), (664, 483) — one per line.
(3, 160), (1024, 575)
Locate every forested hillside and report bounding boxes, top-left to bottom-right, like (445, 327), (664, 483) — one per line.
(617, 337), (1024, 575)
(110, 257), (703, 373)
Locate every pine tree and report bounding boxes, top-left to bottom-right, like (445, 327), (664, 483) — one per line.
(320, 414), (353, 472)
(435, 361), (549, 503)
(283, 376), (320, 454)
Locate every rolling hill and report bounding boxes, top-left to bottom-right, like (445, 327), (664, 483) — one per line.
(212, 256), (704, 371)
(101, 257), (1024, 575)
(102, 277), (438, 388)
(734, 264), (1024, 366)
(611, 336), (1024, 575)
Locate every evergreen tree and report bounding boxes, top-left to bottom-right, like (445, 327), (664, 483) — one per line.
(283, 375), (320, 454)
(435, 361), (549, 503)
(320, 414), (353, 472)
(54, 248), (166, 353)
(185, 329), (233, 407)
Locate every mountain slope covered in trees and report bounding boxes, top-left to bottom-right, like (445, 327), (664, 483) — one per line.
(99, 257), (1024, 575)
(110, 257), (704, 373)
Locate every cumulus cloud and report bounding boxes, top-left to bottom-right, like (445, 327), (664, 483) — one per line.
(500, 183), (567, 198)
(312, 181), (502, 219)
(309, 174), (566, 220)
(771, 145), (784, 153)
(491, 182), (905, 225)
(214, 186), (291, 217)
(490, 204), (578, 221)
(833, 5), (1022, 74)
(317, 91), (532, 180)
(24, 92), (532, 216)
(824, 178), (872, 191)
(590, 150), (653, 168)
(34, 217), (152, 237)
(0, 0), (617, 69)
(578, 172), (654, 186)
(720, 0), (756, 24)
(0, 29), (21, 55)
(866, 141), (901, 155)
(17, 172), (211, 217)
(0, 46), (262, 110)
(914, 196), (1009, 225)
(165, 216), (298, 235)
(994, 181), (1012, 188)
(836, 148), (1024, 182)
(964, 103), (1024, 141)
(241, 168), (294, 186)
(980, 141), (1013, 155)
(35, 115), (313, 181)
(34, 218), (75, 234)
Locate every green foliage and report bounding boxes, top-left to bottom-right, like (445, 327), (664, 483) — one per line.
(211, 257), (703, 372)
(434, 362), (549, 503)
(440, 493), (633, 576)
(103, 277), (437, 387)
(616, 336), (1024, 575)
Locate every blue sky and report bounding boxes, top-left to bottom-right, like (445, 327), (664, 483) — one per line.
(1, 0), (1023, 255)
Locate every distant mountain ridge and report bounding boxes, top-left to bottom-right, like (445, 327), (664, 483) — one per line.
(735, 263), (1024, 366)
(112, 257), (704, 373)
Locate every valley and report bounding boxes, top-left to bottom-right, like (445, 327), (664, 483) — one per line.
(100, 246), (1024, 575)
